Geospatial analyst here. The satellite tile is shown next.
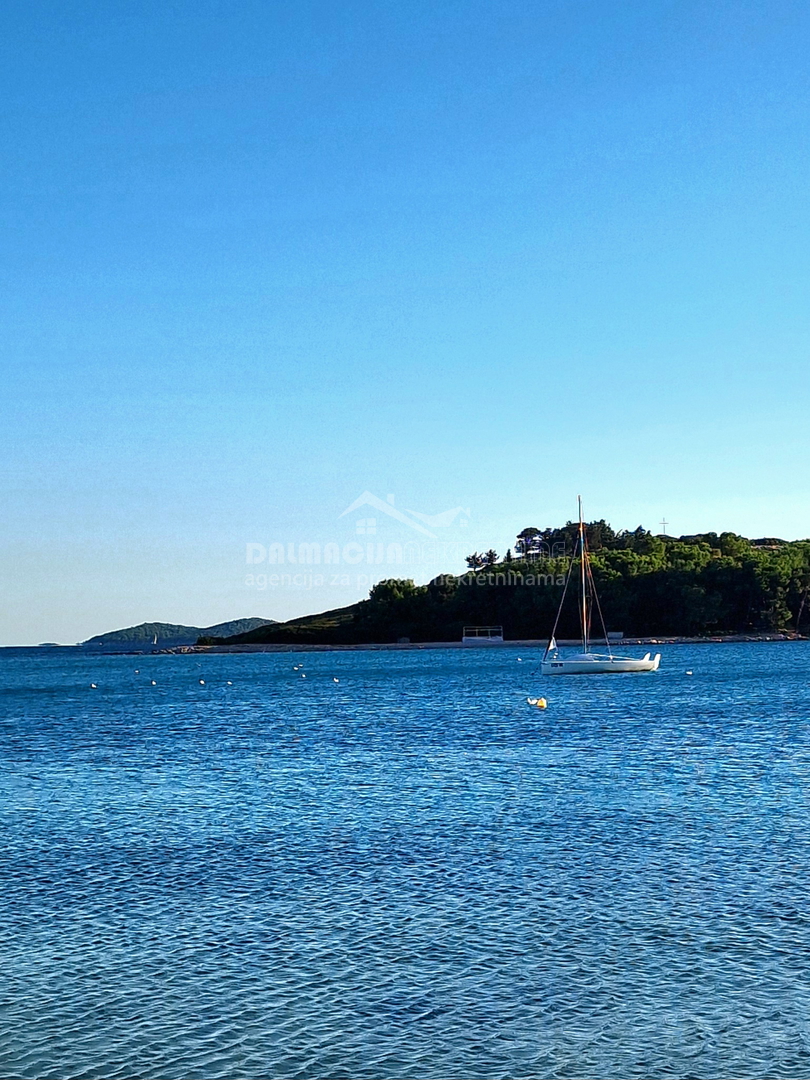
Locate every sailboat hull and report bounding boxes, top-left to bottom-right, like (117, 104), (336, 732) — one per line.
(541, 652), (661, 675)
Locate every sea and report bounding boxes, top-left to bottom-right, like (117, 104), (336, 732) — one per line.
(2, 642), (810, 1079)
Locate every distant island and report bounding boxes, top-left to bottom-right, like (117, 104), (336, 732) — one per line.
(200, 520), (810, 646)
(83, 617), (275, 651)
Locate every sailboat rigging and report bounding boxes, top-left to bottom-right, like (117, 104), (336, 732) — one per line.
(541, 497), (661, 675)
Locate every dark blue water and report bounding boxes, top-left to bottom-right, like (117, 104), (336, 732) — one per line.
(2, 643), (810, 1079)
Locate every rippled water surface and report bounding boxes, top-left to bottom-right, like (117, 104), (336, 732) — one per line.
(2, 643), (810, 1078)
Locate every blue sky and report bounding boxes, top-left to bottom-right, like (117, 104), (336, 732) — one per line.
(2, 0), (810, 644)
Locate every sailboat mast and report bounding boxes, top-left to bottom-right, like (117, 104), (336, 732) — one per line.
(578, 495), (588, 652)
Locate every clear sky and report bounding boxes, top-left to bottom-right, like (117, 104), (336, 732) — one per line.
(2, 0), (810, 645)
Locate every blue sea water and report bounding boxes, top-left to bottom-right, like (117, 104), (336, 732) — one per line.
(2, 643), (810, 1079)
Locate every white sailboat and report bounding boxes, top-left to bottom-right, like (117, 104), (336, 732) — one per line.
(540, 498), (661, 675)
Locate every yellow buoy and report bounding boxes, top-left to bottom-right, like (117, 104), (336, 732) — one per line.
(527, 697), (547, 709)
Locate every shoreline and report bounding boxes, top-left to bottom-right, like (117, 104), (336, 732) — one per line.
(8, 633), (804, 654)
(163, 632), (806, 654)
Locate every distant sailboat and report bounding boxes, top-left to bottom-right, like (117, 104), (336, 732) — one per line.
(541, 498), (661, 675)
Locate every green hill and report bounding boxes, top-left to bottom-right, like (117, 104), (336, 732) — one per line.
(205, 523), (810, 645)
(82, 617), (275, 650)
(199, 605), (362, 646)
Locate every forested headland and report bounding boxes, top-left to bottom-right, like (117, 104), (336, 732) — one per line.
(202, 521), (810, 646)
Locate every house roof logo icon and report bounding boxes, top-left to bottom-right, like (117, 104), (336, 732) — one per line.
(338, 492), (470, 539)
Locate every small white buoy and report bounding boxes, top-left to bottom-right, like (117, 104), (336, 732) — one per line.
(333, 677), (339, 683)
(90, 683), (97, 689)
(517, 657), (522, 662)
(151, 680), (156, 686)
(301, 673), (306, 678)
(227, 681), (232, 686)
(686, 671), (693, 676)
(199, 679), (205, 685)
(135, 669), (139, 674)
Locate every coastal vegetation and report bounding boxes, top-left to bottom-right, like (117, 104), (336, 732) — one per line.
(203, 523), (810, 646)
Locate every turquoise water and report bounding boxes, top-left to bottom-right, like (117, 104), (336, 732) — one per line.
(2, 643), (810, 1079)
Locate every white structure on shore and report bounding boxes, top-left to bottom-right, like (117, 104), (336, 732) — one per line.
(462, 625), (504, 644)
